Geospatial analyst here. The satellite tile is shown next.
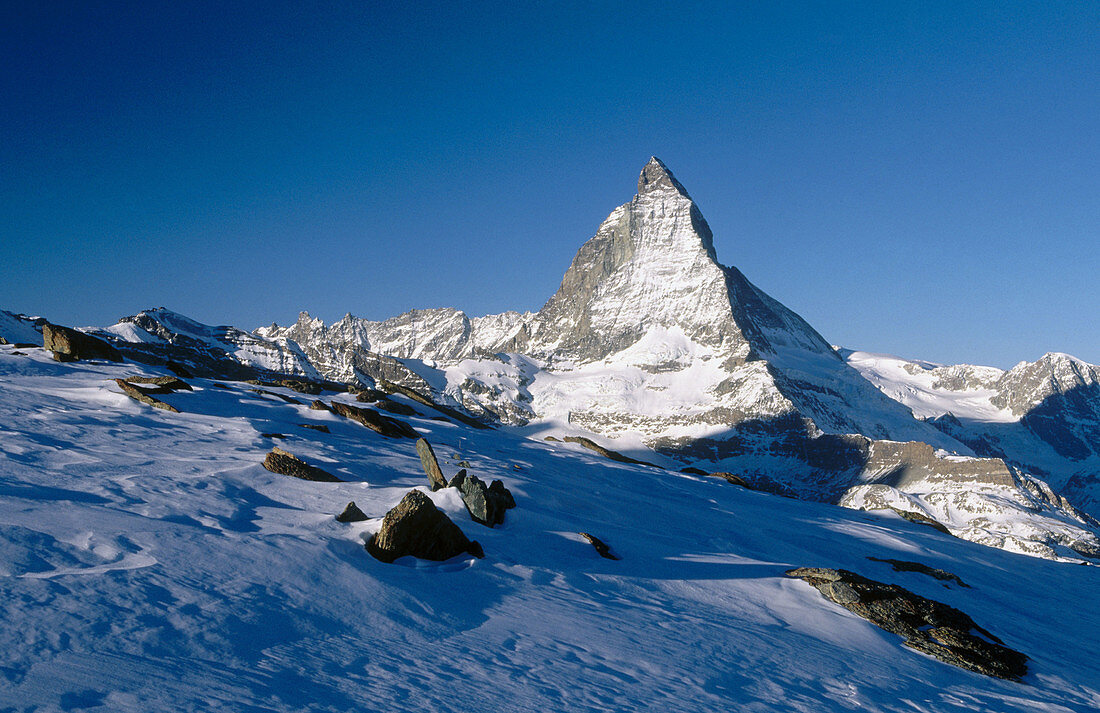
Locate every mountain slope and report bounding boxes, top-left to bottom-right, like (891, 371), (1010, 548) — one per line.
(1, 343), (1099, 711)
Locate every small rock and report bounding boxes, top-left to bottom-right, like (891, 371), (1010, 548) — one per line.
(113, 378), (179, 413)
(250, 388), (303, 405)
(43, 323), (123, 362)
(580, 532), (619, 560)
(336, 501), (369, 523)
(165, 361), (193, 378)
(298, 423), (330, 433)
(455, 473), (511, 527)
(544, 435), (560, 442)
(708, 472), (750, 488)
(261, 433), (287, 439)
(366, 490), (483, 563)
(277, 379), (322, 395)
(310, 399), (332, 411)
(680, 467), (708, 475)
(448, 469), (468, 489)
(416, 438), (448, 491)
(125, 375), (192, 392)
(262, 447), (342, 482)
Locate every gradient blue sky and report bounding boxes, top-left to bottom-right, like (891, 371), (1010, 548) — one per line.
(2, 2), (1097, 368)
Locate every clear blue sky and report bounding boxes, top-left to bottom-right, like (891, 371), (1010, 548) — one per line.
(2, 2), (1097, 368)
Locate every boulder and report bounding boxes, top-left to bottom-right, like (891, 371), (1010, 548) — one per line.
(785, 567), (1027, 680)
(262, 447), (342, 482)
(415, 438), (448, 491)
(331, 401), (418, 439)
(454, 473), (513, 527)
(580, 532), (619, 560)
(113, 378), (179, 413)
(43, 323), (123, 362)
(336, 501), (369, 523)
(366, 490), (483, 563)
(488, 479), (517, 509)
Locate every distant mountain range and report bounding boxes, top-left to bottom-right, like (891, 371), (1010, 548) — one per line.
(4, 158), (1099, 561)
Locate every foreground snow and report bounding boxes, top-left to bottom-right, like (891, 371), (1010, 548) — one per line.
(1, 345), (1098, 712)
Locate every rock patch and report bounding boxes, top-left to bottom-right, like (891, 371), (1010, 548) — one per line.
(331, 401), (418, 439)
(113, 378), (179, 413)
(563, 436), (660, 468)
(708, 471), (750, 487)
(580, 533), (619, 560)
(416, 438), (448, 490)
(366, 490), (483, 563)
(44, 323), (123, 362)
(262, 447), (342, 483)
(336, 501), (369, 523)
(298, 423), (330, 433)
(867, 557), (970, 588)
(125, 375), (192, 392)
(785, 567), (1026, 680)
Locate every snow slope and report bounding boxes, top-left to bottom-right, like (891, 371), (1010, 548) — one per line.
(1, 344), (1098, 711)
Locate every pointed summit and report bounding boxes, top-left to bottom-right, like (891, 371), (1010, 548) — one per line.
(637, 156), (691, 198)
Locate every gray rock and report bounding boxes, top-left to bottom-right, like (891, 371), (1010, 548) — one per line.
(785, 567), (1026, 680)
(43, 323), (123, 362)
(416, 438), (448, 491)
(366, 490), (483, 563)
(262, 447), (342, 483)
(454, 473), (511, 527)
(336, 501), (368, 523)
(447, 468), (468, 489)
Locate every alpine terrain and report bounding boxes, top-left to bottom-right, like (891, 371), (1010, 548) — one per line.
(1, 159), (1099, 711)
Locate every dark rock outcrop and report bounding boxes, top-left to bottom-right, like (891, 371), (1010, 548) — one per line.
(336, 501), (369, 523)
(261, 433), (287, 439)
(331, 401), (419, 439)
(366, 490), (483, 563)
(298, 423), (330, 433)
(867, 557), (969, 588)
(165, 360), (193, 378)
(262, 447), (342, 483)
(563, 436), (660, 468)
(680, 466), (708, 475)
(310, 399), (332, 411)
(250, 388), (304, 405)
(43, 323), (123, 362)
(416, 438), (448, 490)
(580, 532), (619, 560)
(453, 473), (515, 527)
(785, 567), (1026, 680)
(113, 378), (180, 413)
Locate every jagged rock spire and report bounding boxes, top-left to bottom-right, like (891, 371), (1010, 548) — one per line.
(637, 156), (691, 198)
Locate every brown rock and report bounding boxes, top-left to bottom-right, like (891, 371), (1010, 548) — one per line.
(563, 436), (660, 468)
(366, 490), (483, 563)
(580, 532), (619, 560)
(331, 401), (419, 439)
(336, 501), (369, 523)
(113, 378), (179, 413)
(43, 323), (123, 362)
(416, 438), (448, 491)
(262, 447), (342, 482)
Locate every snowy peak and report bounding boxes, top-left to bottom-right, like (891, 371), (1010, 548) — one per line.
(637, 156), (691, 198)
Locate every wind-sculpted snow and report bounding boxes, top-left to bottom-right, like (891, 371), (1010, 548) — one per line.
(2, 344), (1100, 711)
